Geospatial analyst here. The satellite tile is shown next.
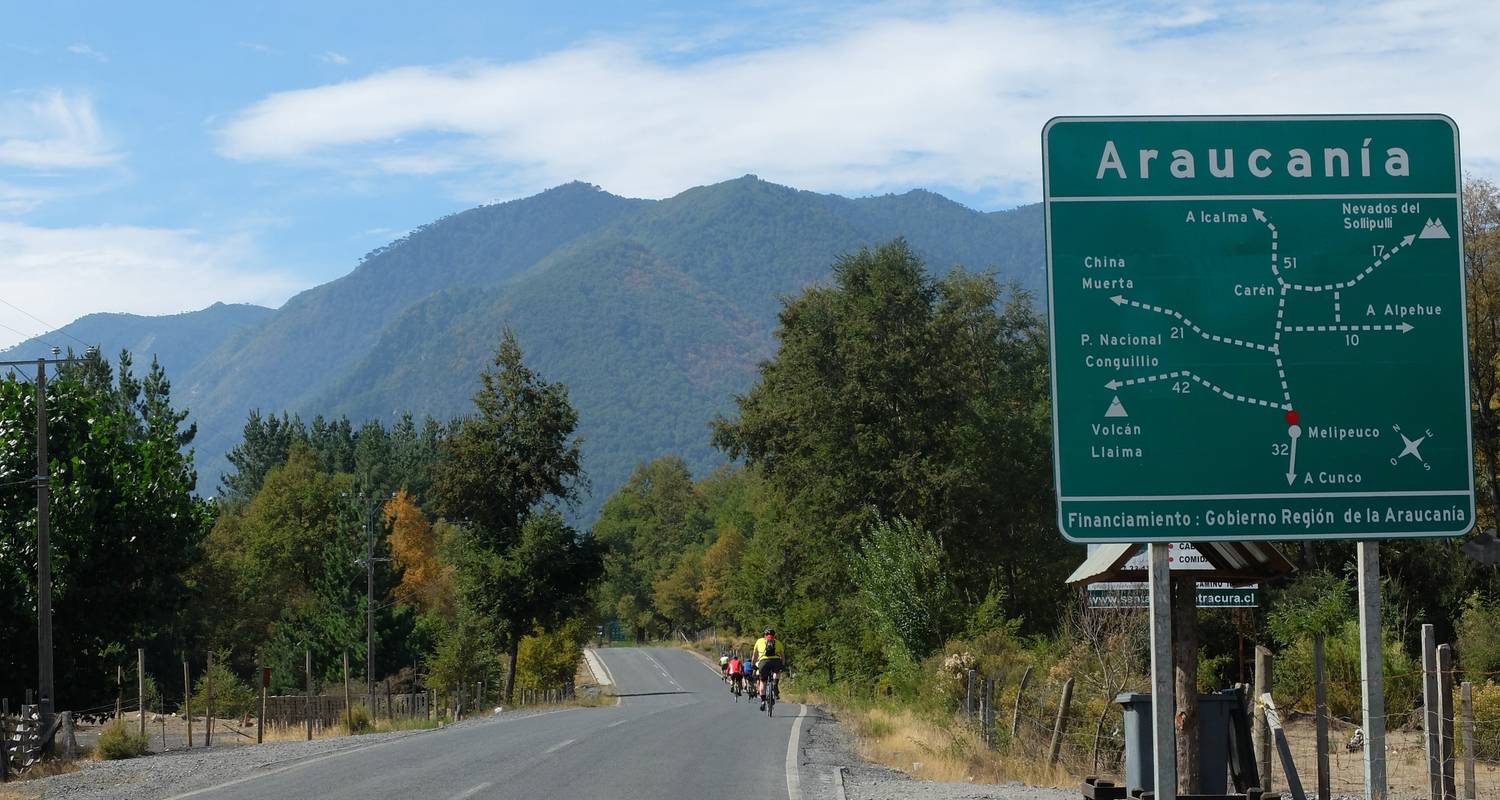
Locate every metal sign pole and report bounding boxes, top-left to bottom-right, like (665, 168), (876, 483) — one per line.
(1358, 541), (1387, 800)
(1149, 542), (1177, 800)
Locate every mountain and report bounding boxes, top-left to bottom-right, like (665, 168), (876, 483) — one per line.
(4, 177), (1045, 520)
(0, 302), (273, 383)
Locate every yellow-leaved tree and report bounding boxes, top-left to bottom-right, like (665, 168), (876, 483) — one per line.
(385, 490), (455, 616)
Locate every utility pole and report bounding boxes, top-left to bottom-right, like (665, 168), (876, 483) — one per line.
(36, 359), (53, 723)
(352, 493), (391, 710)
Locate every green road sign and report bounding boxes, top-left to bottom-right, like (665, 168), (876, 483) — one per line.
(1043, 115), (1474, 543)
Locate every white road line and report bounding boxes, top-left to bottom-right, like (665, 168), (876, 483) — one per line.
(786, 704), (809, 800)
(583, 648), (615, 686)
(450, 782), (494, 800)
(544, 738), (576, 754)
(833, 766), (849, 800)
(161, 709), (572, 800)
(160, 731), (438, 800)
(641, 651), (683, 690)
(607, 719), (628, 728)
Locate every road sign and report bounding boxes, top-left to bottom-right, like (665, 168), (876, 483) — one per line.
(1044, 116), (1474, 542)
(1083, 543), (1259, 608)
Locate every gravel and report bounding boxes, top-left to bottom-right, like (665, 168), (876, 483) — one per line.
(798, 705), (1078, 800)
(3, 709), (557, 800)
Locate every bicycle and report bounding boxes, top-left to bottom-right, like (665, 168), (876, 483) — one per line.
(760, 667), (781, 717)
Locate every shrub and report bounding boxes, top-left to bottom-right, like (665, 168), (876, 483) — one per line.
(193, 655), (258, 719)
(96, 720), (151, 760)
(346, 704), (372, 733)
(516, 620), (585, 690)
(1272, 619), (1420, 720)
(1458, 593), (1500, 677)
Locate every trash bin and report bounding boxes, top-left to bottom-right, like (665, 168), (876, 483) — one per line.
(1116, 691), (1235, 794)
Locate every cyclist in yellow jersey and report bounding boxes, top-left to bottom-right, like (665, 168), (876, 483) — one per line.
(752, 628), (786, 709)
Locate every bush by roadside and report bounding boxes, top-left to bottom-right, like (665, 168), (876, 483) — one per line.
(95, 721), (151, 760)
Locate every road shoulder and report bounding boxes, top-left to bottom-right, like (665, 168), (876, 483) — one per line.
(797, 704), (1075, 800)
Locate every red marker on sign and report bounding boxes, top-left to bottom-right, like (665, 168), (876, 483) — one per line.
(1285, 410), (1300, 426)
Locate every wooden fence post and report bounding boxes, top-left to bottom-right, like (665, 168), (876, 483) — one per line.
(1254, 646), (1273, 794)
(115, 665), (122, 721)
(1049, 677), (1075, 766)
(137, 648), (146, 738)
(1314, 635), (1330, 800)
(1438, 644), (1456, 800)
(966, 669), (976, 721)
(1012, 665), (1033, 739)
(1461, 681), (1475, 800)
(386, 678), (394, 721)
(183, 659), (192, 749)
(305, 649), (313, 741)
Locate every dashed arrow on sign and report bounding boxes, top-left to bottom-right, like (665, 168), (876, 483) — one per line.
(1402, 234), (1416, 246)
(1252, 208), (1266, 222)
(1110, 295), (1127, 306)
(1105, 379), (1123, 390)
(1399, 322), (1414, 332)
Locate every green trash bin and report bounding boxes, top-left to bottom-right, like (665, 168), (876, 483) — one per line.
(1116, 691), (1235, 794)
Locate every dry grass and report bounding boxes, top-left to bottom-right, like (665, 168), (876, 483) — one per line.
(792, 687), (1080, 788)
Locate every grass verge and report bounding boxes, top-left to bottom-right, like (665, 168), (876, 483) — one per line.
(787, 686), (1079, 788)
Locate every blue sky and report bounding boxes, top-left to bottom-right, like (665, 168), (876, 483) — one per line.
(2, 0), (1498, 348)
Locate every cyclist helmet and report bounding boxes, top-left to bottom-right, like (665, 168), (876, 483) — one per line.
(764, 628), (775, 637)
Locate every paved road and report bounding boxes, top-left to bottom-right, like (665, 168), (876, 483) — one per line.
(161, 647), (811, 800)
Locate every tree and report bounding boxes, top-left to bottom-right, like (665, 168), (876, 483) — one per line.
(697, 527), (746, 628)
(219, 411), (307, 505)
(653, 550), (704, 635)
(711, 240), (1066, 678)
(197, 446), (358, 670)
(849, 516), (956, 664)
(1466, 176), (1500, 531)
(0, 349), (208, 703)
(386, 490), (454, 616)
(435, 331), (597, 702)
(436, 331), (584, 539)
(456, 510), (603, 700)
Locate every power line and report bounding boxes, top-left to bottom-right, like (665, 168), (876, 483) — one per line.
(0, 295), (90, 349)
(0, 317), (58, 351)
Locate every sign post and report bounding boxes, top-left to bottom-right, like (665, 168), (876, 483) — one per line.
(1043, 115), (1473, 800)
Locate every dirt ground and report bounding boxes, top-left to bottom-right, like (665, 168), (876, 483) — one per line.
(1270, 716), (1500, 800)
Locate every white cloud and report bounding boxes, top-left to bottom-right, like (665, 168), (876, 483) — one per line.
(319, 51), (350, 65)
(66, 43), (108, 62)
(216, 1), (1500, 205)
(0, 90), (120, 170)
(0, 223), (305, 350)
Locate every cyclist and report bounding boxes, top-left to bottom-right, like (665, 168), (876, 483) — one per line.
(753, 628), (786, 710)
(728, 654), (743, 696)
(720, 652), (731, 681)
(740, 652), (755, 694)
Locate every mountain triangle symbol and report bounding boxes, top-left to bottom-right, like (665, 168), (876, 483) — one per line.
(1420, 218), (1451, 239)
(1105, 395), (1129, 418)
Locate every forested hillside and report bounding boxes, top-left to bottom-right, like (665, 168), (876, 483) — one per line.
(2, 177), (1044, 519)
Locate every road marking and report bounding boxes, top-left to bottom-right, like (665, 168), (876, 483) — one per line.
(544, 738), (576, 754)
(160, 731), (438, 800)
(641, 651), (683, 690)
(160, 709), (572, 800)
(833, 766), (849, 800)
(786, 704), (808, 800)
(607, 719), (628, 728)
(450, 782), (493, 800)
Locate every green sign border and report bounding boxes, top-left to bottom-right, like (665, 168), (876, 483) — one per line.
(1042, 114), (1476, 543)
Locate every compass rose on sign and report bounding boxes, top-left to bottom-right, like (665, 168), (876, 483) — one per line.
(1391, 424), (1433, 471)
